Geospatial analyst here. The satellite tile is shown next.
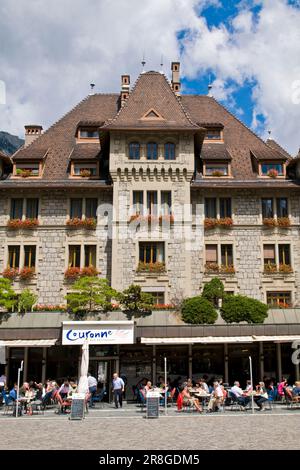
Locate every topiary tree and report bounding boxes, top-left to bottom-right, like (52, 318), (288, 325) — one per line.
(118, 284), (153, 319)
(66, 276), (118, 318)
(18, 289), (38, 313)
(202, 277), (225, 307)
(181, 296), (218, 324)
(221, 294), (268, 324)
(0, 277), (17, 313)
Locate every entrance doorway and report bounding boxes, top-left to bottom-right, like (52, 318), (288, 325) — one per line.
(89, 358), (116, 403)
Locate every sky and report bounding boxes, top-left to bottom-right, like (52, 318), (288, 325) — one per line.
(0, 0), (300, 154)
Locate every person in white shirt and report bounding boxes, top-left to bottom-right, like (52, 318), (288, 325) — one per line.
(87, 373), (98, 408)
(230, 381), (250, 408)
(0, 374), (6, 388)
(207, 381), (223, 412)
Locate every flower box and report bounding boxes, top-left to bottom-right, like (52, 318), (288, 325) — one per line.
(267, 169), (278, 178)
(79, 169), (92, 177)
(220, 265), (235, 274)
(263, 217), (276, 227)
(64, 267), (81, 280)
(7, 218), (39, 229)
(277, 217), (291, 228)
(34, 304), (67, 312)
(2, 267), (19, 280)
(66, 217), (97, 229)
(204, 218), (217, 229)
(137, 261), (166, 273)
(264, 263), (277, 274)
(211, 170), (224, 177)
(152, 304), (174, 310)
(80, 266), (99, 277)
(159, 214), (174, 224)
(205, 262), (219, 273)
(16, 169), (33, 178)
(279, 264), (293, 274)
(217, 217), (233, 228)
(19, 267), (35, 281)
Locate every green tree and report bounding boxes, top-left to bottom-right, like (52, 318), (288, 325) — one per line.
(221, 294), (268, 324)
(66, 277), (118, 318)
(0, 277), (17, 313)
(181, 296), (218, 324)
(18, 289), (38, 313)
(118, 284), (153, 319)
(202, 277), (225, 306)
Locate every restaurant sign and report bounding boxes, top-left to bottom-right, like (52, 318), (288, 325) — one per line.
(62, 321), (134, 345)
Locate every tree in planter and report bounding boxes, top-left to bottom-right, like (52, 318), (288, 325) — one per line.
(181, 296), (218, 324)
(221, 294), (268, 324)
(66, 276), (118, 318)
(18, 289), (38, 313)
(118, 284), (154, 319)
(0, 278), (17, 318)
(202, 277), (225, 307)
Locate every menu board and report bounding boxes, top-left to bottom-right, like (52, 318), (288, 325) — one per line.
(70, 393), (85, 420)
(146, 391), (160, 419)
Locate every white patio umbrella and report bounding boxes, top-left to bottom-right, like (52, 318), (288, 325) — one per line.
(77, 339), (89, 394)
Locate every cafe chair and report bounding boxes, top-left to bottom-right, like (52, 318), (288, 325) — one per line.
(283, 387), (300, 409)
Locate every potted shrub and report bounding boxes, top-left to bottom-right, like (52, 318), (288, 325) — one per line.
(217, 217), (233, 228)
(2, 267), (19, 280)
(204, 218), (217, 229)
(267, 169), (278, 178)
(19, 267), (35, 281)
(221, 294), (268, 323)
(263, 217), (277, 227)
(181, 296), (218, 324)
(64, 267), (81, 280)
(277, 217), (290, 228)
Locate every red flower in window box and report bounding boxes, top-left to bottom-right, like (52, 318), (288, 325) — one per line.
(7, 218), (39, 229)
(137, 262), (166, 273)
(267, 169), (278, 178)
(204, 218), (217, 229)
(66, 217), (96, 229)
(152, 304), (174, 310)
(7, 218), (23, 229)
(34, 304), (67, 312)
(220, 264), (235, 274)
(264, 263), (277, 274)
(64, 267), (81, 280)
(80, 266), (99, 277)
(217, 217), (233, 228)
(2, 267), (19, 279)
(16, 169), (33, 178)
(19, 267), (35, 281)
(205, 262), (219, 273)
(279, 263), (293, 274)
(79, 169), (91, 177)
(211, 170), (224, 177)
(83, 217), (97, 229)
(21, 218), (39, 229)
(263, 217), (277, 227)
(159, 214), (174, 224)
(277, 217), (290, 227)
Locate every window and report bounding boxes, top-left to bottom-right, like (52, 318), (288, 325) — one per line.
(205, 129), (222, 140)
(220, 198), (232, 218)
(262, 198), (274, 218)
(279, 244), (291, 266)
(205, 198), (217, 218)
(15, 162), (40, 177)
(85, 198), (98, 219)
(133, 191), (143, 215)
(8, 246), (20, 269)
(145, 291), (165, 305)
(221, 245), (233, 267)
(164, 143), (175, 160)
(277, 198), (288, 218)
(24, 246), (36, 268)
(73, 163), (98, 177)
(70, 199), (83, 219)
(139, 242), (165, 264)
(68, 246), (81, 268)
(10, 199), (23, 220)
(263, 245), (276, 265)
(267, 292), (291, 308)
(147, 142), (158, 160)
(205, 245), (218, 264)
(26, 199), (39, 219)
(261, 163), (284, 176)
(147, 191), (157, 215)
(84, 245), (96, 267)
(205, 163), (228, 176)
(79, 128), (98, 139)
(161, 191), (172, 216)
(129, 142), (140, 160)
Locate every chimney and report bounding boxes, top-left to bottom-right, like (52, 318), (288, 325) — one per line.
(121, 74), (130, 107)
(171, 62), (181, 95)
(24, 125), (43, 147)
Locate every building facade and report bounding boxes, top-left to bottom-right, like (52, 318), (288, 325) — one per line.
(1, 63), (300, 396)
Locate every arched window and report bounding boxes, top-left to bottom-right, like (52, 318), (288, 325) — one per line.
(147, 142), (158, 160)
(164, 142), (175, 160)
(129, 142), (140, 160)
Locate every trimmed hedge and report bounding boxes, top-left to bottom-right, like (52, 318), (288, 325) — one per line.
(202, 277), (224, 305)
(181, 296), (218, 324)
(221, 294), (268, 324)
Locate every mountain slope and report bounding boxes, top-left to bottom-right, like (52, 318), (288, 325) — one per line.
(0, 131), (24, 155)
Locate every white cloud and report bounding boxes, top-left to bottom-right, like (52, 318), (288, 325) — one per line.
(0, 0), (299, 154)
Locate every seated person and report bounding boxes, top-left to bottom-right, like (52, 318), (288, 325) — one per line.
(181, 385), (202, 412)
(144, 381), (153, 394)
(58, 379), (72, 399)
(207, 381), (223, 413)
(42, 381), (57, 407)
(254, 382), (269, 411)
(293, 381), (300, 396)
(230, 381), (250, 408)
(277, 378), (288, 399)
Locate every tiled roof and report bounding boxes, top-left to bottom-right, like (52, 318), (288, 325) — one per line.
(102, 72), (199, 131)
(266, 139), (291, 160)
(250, 147), (288, 162)
(69, 143), (101, 160)
(0, 150), (11, 163)
(200, 143), (232, 160)
(13, 147), (49, 161)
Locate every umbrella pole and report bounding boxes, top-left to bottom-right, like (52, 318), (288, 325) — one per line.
(249, 356), (254, 414)
(164, 356), (167, 415)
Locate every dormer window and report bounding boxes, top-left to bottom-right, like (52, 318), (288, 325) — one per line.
(129, 142), (140, 160)
(147, 142), (158, 160)
(204, 129), (223, 141)
(70, 161), (99, 178)
(260, 162), (284, 177)
(204, 162), (229, 177)
(14, 162), (41, 178)
(78, 128), (99, 140)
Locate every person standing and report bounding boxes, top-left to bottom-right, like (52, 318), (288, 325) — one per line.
(112, 372), (124, 409)
(88, 373), (98, 408)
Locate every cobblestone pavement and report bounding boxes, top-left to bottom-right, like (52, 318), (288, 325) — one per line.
(1, 405), (300, 450)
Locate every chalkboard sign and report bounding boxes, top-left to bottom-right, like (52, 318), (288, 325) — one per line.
(146, 391), (160, 419)
(70, 393), (85, 420)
